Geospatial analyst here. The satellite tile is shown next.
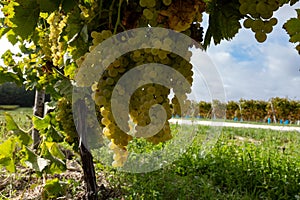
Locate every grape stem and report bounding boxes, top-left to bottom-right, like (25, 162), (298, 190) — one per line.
(114, 0), (123, 34)
(109, 0), (116, 30)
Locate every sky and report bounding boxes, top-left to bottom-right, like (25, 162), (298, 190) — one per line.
(202, 3), (300, 102)
(0, 4), (300, 102)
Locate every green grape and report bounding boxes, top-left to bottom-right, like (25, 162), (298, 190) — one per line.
(252, 19), (264, 31)
(139, 0), (148, 7)
(243, 18), (253, 29)
(95, 95), (107, 106)
(91, 31), (101, 39)
(106, 77), (114, 85)
(239, 3), (249, 15)
(163, 0), (172, 6)
(147, 0), (156, 8)
(269, 17), (278, 26)
(85, 32), (196, 167)
(108, 68), (119, 77)
(249, 3), (259, 18)
(263, 23), (273, 33)
(255, 31), (267, 43)
(143, 8), (154, 20)
(268, 1), (279, 11)
(260, 11), (273, 19)
(256, 2), (269, 15)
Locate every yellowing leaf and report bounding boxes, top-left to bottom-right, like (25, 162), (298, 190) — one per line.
(4, 112), (19, 130)
(0, 138), (16, 173)
(33, 115), (51, 130)
(22, 146), (50, 172)
(45, 142), (66, 161)
(4, 113), (32, 146)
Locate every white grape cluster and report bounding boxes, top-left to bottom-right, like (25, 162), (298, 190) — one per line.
(82, 29), (194, 167)
(239, 0), (282, 42)
(138, 0), (205, 32)
(46, 12), (68, 66)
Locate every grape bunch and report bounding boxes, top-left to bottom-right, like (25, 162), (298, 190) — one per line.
(73, 0), (207, 167)
(239, 0), (282, 42)
(46, 12), (68, 67)
(159, 0), (205, 32)
(243, 17), (278, 42)
(82, 29), (195, 167)
(56, 97), (79, 149)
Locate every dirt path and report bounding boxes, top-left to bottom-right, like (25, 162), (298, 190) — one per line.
(169, 119), (300, 132)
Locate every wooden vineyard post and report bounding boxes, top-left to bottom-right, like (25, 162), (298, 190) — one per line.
(32, 89), (45, 149)
(75, 99), (98, 200)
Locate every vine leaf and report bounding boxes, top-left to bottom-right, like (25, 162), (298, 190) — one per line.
(37, 0), (60, 13)
(283, 9), (300, 54)
(22, 146), (50, 173)
(4, 113), (32, 146)
(10, 0), (40, 39)
(0, 67), (22, 85)
(0, 27), (10, 39)
(0, 138), (16, 173)
(61, 0), (78, 13)
(41, 178), (66, 199)
(54, 78), (73, 102)
(41, 142), (66, 174)
(203, 0), (243, 48)
(33, 115), (51, 130)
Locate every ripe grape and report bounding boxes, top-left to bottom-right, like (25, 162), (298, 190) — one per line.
(163, 0), (172, 6)
(255, 31), (267, 43)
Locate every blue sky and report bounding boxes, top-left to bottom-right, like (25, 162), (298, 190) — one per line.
(0, 4), (300, 102)
(202, 3), (300, 101)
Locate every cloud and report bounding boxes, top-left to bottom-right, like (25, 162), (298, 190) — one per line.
(200, 2), (300, 102)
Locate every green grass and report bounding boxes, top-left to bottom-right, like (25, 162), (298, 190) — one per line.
(96, 126), (300, 199)
(193, 117), (300, 127)
(0, 105), (20, 110)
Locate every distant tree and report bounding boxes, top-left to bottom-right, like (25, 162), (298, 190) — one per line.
(0, 82), (35, 107)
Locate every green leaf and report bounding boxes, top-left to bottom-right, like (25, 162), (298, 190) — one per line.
(42, 178), (66, 199)
(283, 18), (300, 36)
(0, 68), (22, 85)
(4, 112), (19, 130)
(61, 0), (78, 13)
(5, 29), (18, 45)
(283, 10), (300, 54)
(46, 126), (64, 142)
(0, 138), (16, 173)
(41, 142), (66, 174)
(54, 78), (73, 101)
(64, 63), (77, 79)
(290, 33), (300, 43)
(10, 0), (40, 39)
(1, 50), (16, 66)
(33, 115), (51, 130)
(37, 0), (60, 13)
(204, 0), (242, 48)
(45, 142), (66, 161)
(4, 113), (32, 145)
(0, 27), (10, 39)
(22, 146), (50, 172)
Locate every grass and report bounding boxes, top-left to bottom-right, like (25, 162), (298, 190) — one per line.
(96, 126), (300, 199)
(1, 108), (300, 199)
(192, 117), (300, 127)
(0, 105), (20, 110)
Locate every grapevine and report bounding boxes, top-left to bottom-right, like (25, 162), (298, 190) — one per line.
(0, 0), (299, 197)
(239, 0), (282, 42)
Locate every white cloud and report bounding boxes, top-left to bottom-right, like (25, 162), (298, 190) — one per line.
(201, 2), (300, 102)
